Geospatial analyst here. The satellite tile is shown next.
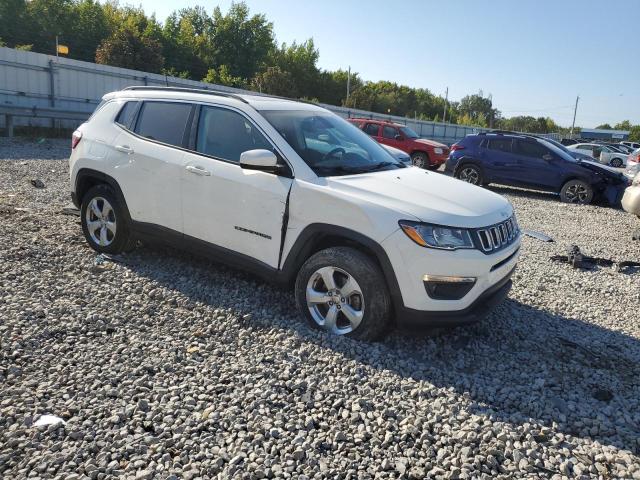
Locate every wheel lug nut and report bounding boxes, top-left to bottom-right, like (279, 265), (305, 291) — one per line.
(341, 298), (345, 302)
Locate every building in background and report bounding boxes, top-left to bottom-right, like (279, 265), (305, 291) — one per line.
(580, 128), (629, 141)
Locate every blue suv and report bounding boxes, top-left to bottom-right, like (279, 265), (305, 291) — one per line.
(445, 131), (629, 205)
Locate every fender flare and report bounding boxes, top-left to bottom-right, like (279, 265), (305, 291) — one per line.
(74, 168), (132, 222)
(280, 223), (404, 312)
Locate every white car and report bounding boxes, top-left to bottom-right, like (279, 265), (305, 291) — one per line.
(622, 172), (640, 218)
(568, 143), (627, 168)
(620, 141), (640, 151)
(69, 87), (520, 340)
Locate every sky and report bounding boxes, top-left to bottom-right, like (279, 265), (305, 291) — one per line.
(130, 0), (639, 128)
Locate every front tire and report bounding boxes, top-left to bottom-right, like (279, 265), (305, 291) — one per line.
(560, 179), (593, 204)
(455, 163), (483, 186)
(294, 247), (391, 341)
(81, 184), (136, 254)
(411, 151), (429, 169)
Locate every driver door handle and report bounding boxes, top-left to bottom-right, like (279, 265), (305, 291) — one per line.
(115, 145), (133, 154)
(186, 165), (211, 176)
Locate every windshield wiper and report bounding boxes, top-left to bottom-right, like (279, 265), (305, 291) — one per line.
(358, 161), (395, 172)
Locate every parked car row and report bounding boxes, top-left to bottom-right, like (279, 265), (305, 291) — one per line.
(445, 131), (630, 205)
(348, 118), (450, 170)
(567, 143), (628, 168)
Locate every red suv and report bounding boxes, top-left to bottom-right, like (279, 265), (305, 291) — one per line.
(349, 118), (449, 169)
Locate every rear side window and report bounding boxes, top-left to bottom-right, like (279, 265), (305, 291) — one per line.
(196, 106), (272, 162)
(514, 140), (549, 158)
(134, 102), (192, 147)
(487, 138), (512, 152)
(115, 101), (139, 129)
(364, 123), (380, 136)
(382, 125), (397, 139)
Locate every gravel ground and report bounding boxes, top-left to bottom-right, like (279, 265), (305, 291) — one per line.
(1, 137), (639, 479)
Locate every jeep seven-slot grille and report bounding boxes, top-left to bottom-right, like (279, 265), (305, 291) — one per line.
(476, 216), (519, 253)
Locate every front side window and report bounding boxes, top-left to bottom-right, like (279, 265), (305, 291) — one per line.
(364, 123), (380, 136)
(196, 106), (272, 162)
(261, 110), (402, 177)
(514, 140), (549, 159)
(134, 102), (192, 147)
(400, 126), (419, 139)
(382, 125), (398, 139)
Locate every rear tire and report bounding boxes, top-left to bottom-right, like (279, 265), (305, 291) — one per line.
(455, 163), (483, 186)
(610, 157), (623, 168)
(411, 151), (429, 169)
(81, 184), (136, 254)
(294, 247), (391, 341)
(560, 179), (593, 204)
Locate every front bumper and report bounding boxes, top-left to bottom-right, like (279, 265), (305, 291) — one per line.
(622, 185), (640, 215)
(396, 267), (514, 328)
(430, 151), (449, 166)
(382, 228), (520, 325)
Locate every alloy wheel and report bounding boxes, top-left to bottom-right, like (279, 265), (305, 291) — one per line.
(564, 184), (589, 203)
(85, 196), (117, 246)
(305, 266), (364, 334)
(459, 167), (480, 185)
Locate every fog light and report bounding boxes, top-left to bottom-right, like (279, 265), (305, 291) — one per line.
(422, 275), (476, 300)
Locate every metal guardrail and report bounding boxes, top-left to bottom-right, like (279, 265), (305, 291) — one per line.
(0, 104), (89, 137)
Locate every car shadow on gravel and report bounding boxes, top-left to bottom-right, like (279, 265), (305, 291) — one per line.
(120, 244), (640, 456)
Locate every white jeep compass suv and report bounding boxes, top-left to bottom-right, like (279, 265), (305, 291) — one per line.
(69, 87), (520, 340)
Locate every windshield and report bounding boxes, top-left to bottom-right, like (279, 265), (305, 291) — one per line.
(400, 126), (419, 139)
(538, 138), (578, 162)
(261, 110), (403, 176)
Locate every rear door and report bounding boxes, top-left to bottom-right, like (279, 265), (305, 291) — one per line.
(111, 100), (194, 232)
(362, 122), (381, 140)
(478, 137), (517, 183)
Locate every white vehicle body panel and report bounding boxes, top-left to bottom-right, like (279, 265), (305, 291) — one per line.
(70, 88), (520, 322)
(569, 143), (627, 167)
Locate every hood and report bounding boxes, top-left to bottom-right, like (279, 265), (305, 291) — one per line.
(414, 138), (448, 149)
(326, 168), (513, 228)
(578, 160), (628, 183)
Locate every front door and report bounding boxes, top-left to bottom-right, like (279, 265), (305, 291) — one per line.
(181, 105), (292, 268)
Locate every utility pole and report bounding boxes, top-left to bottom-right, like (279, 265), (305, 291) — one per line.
(346, 66), (351, 105)
(55, 35), (59, 60)
(570, 95), (579, 137)
(442, 87), (448, 123)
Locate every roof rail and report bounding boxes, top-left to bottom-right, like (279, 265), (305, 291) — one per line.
(122, 86), (249, 104)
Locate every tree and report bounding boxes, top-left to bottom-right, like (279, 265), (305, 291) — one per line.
(210, 2), (274, 80)
(95, 27), (164, 73)
(629, 126), (640, 143)
(203, 65), (246, 88)
(0, 0), (34, 48)
(65, 0), (110, 61)
(269, 39), (320, 98)
(596, 123), (612, 130)
(250, 66), (295, 96)
(458, 93), (498, 124)
(614, 120), (632, 131)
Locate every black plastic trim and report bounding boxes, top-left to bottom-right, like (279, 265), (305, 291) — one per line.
(397, 266), (515, 328)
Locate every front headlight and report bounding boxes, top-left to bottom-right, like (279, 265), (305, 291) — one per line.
(399, 220), (475, 250)
(434, 147), (444, 154)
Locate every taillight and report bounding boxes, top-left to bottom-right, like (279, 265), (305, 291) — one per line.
(450, 144), (465, 151)
(71, 130), (82, 149)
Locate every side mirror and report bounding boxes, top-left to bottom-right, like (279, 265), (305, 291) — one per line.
(395, 134), (404, 141)
(542, 153), (553, 161)
(240, 149), (278, 173)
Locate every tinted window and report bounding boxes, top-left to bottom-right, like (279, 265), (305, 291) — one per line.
(115, 101), (139, 129)
(382, 125), (397, 139)
(487, 138), (512, 152)
(514, 140), (549, 158)
(261, 110), (401, 177)
(135, 102), (192, 147)
(196, 106), (271, 162)
(364, 123), (379, 136)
